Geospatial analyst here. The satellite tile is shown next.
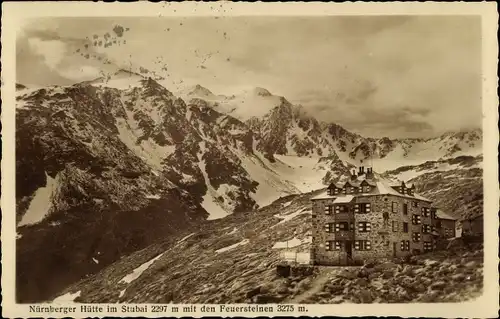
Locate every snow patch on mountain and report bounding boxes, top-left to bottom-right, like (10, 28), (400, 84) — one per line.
(115, 118), (175, 170)
(52, 290), (81, 303)
(215, 239), (250, 254)
(272, 155), (329, 192)
(19, 172), (60, 226)
(236, 152), (298, 207)
(272, 208), (310, 227)
(197, 141), (231, 220)
(272, 236), (311, 249)
(120, 253), (164, 285)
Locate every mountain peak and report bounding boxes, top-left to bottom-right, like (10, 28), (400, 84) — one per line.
(188, 84), (214, 97)
(252, 87), (272, 97)
(16, 83), (27, 90)
(113, 69), (144, 79)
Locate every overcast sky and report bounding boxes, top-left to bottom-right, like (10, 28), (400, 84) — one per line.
(16, 16), (481, 138)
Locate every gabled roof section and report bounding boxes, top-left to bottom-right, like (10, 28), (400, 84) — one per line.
(436, 209), (457, 220)
(333, 195), (354, 204)
(311, 174), (432, 202)
(345, 180), (360, 187)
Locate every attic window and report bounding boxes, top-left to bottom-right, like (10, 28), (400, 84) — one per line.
(334, 188), (339, 195)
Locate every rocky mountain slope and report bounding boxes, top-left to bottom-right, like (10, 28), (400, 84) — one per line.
(248, 102), (481, 171)
(15, 71), (482, 303)
(383, 155), (483, 221)
(52, 191), (483, 304)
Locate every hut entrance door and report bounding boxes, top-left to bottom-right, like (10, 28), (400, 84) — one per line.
(345, 241), (353, 265)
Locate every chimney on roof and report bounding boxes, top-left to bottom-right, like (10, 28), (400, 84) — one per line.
(366, 167), (374, 179)
(358, 166), (365, 176)
(351, 169), (357, 180)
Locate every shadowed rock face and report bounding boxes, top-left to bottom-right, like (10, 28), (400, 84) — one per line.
(14, 79), (265, 302)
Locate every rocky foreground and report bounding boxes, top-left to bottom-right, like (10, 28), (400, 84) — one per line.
(55, 190), (483, 304)
(282, 241), (483, 304)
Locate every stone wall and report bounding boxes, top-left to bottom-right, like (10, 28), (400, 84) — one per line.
(436, 218), (457, 238)
(312, 194), (435, 265)
(461, 216), (483, 235)
(311, 198), (344, 265)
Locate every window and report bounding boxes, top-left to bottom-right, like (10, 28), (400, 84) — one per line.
(392, 202), (398, 213)
(342, 188), (346, 194)
(334, 205), (347, 214)
(403, 222), (409, 233)
(326, 241), (342, 251)
(324, 223), (334, 233)
(334, 188), (339, 195)
(334, 241), (342, 250)
(354, 240), (371, 251)
(445, 228), (453, 237)
(324, 205), (333, 215)
(400, 240), (410, 251)
(327, 188), (334, 196)
(403, 203), (408, 215)
(354, 203), (371, 214)
(349, 187), (354, 194)
(412, 214), (421, 225)
(362, 186), (371, 193)
(326, 241), (333, 251)
(422, 224), (432, 234)
(392, 221), (398, 232)
(358, 222), (372, 232)
(412, 201), (418, 208)
(334, 222), (349, 232)
(412, 232), (421, 242)
(422, 207), (430, 217)
(423, 241), (432, 252)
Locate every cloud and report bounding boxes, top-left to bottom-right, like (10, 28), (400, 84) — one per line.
(27, 38), (67, 70)
(58, 65), (102, 81)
